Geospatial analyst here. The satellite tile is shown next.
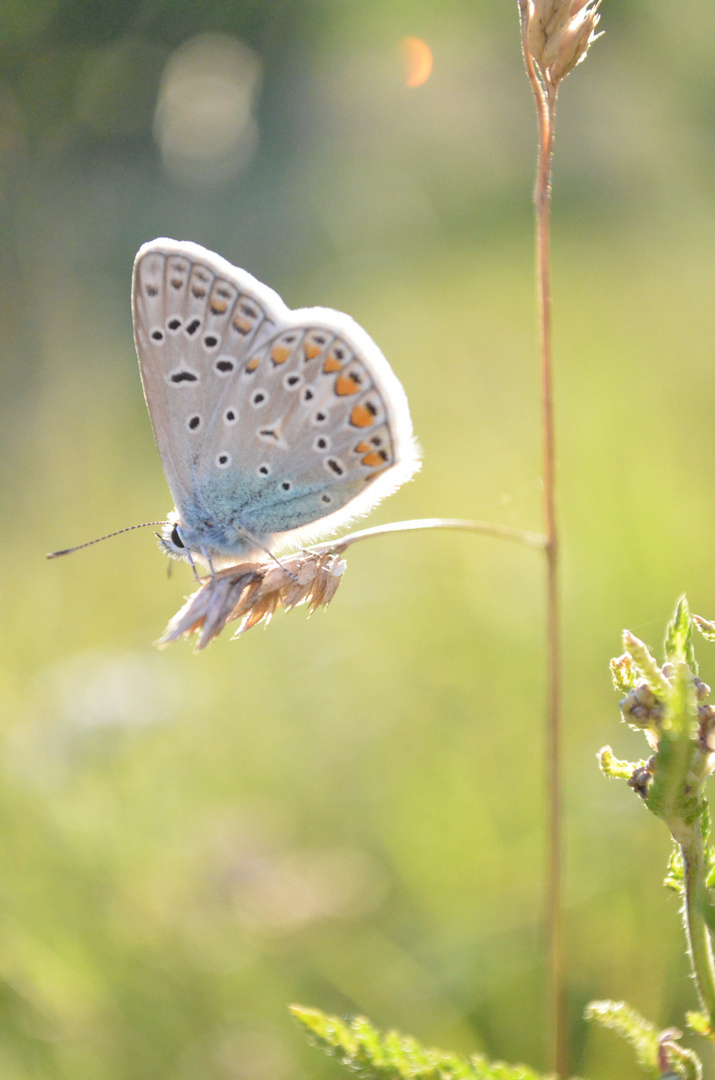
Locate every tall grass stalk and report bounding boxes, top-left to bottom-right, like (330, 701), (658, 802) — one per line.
(520, 21), (562, 1077)
(518, 2), (601, 1072)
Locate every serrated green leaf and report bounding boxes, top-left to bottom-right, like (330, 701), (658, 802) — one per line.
(598, 746), (638, 780)
(623, 632), (671, 696)
(585, 1001), (701, 1080)
(704, 836), (715, 892)
(665, 596), (696, 672)
(664, 846), (684, 893)
(290, 1005), (556, 1080)
(611, 653), (637, 694)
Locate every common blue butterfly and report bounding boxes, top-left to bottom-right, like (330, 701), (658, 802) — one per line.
(133, 239), (420, 570)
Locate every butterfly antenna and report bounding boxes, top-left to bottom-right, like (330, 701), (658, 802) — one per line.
(46, 522), (167, 559)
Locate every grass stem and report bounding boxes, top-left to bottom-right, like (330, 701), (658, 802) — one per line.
(520, 26), (565, 1076)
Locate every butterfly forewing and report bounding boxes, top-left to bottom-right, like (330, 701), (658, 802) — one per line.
(133, 243), (276, 515)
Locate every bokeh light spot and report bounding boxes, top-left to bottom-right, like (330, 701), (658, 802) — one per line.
(153, 33), (262, 187)
(399, 36), (433, 88)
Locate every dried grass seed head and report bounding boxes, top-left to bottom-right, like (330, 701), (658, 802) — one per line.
(158, 550), (346, 650)
(524, 0), (601, 87)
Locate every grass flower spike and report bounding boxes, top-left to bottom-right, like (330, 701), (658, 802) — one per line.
(159, 550), (345, 650)
(522, 0), (601, 89)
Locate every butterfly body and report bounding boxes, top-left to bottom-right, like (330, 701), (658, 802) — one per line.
(133, 239), (419, 567)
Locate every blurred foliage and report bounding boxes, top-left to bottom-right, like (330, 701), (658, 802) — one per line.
(290, 1005), (547, 1080)
(3, 2), (715, 1079)
(585, 1001), (702, 1080)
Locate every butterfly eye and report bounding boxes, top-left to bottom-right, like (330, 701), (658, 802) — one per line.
(170, 525), (185, 549)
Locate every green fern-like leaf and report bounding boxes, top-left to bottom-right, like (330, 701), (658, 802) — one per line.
(585, 1000), (702, 1080)
(585, 1000), (660, 1077)
(290, 1005), (554, 1080)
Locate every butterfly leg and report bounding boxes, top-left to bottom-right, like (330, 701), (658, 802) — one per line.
(183, 545), (202, 582)
(236, 526), (300, 583)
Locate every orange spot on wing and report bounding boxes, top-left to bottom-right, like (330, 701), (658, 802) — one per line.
(246, 357), (259, 372)
(323, 355), (343, 373)
(355, 441), (371, 453)
(350, 403), (374, 426)
(210, 299), (228, 314)
(361, 451), (387, 468)
(336, 374), (362, 396)
(271, 344), (292, 365)
(304, 341), (322, 360)
(233, 316), (253, 333)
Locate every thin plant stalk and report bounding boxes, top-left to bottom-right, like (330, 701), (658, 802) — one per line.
(519, 0), (601, 1068)
(678, 818), (715, 1023)
(315, 517), (547, 554)
(520, 24), (564, 1077)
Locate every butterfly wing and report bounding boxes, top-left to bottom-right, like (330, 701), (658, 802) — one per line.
(133, 239), (280, 513)
(133, 239), (419, 560)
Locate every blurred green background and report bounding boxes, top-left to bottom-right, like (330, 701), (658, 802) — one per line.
(3, 2), (715, 1078)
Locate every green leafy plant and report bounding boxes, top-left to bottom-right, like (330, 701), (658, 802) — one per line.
(595, 596), (715, 1070)
(291, 598), (715, 1078)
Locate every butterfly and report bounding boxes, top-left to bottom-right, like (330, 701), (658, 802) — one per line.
(132, 239), (420, 571)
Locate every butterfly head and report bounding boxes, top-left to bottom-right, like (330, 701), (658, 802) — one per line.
(157, 514), (191, 562)
(156, 510), (271, 569)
